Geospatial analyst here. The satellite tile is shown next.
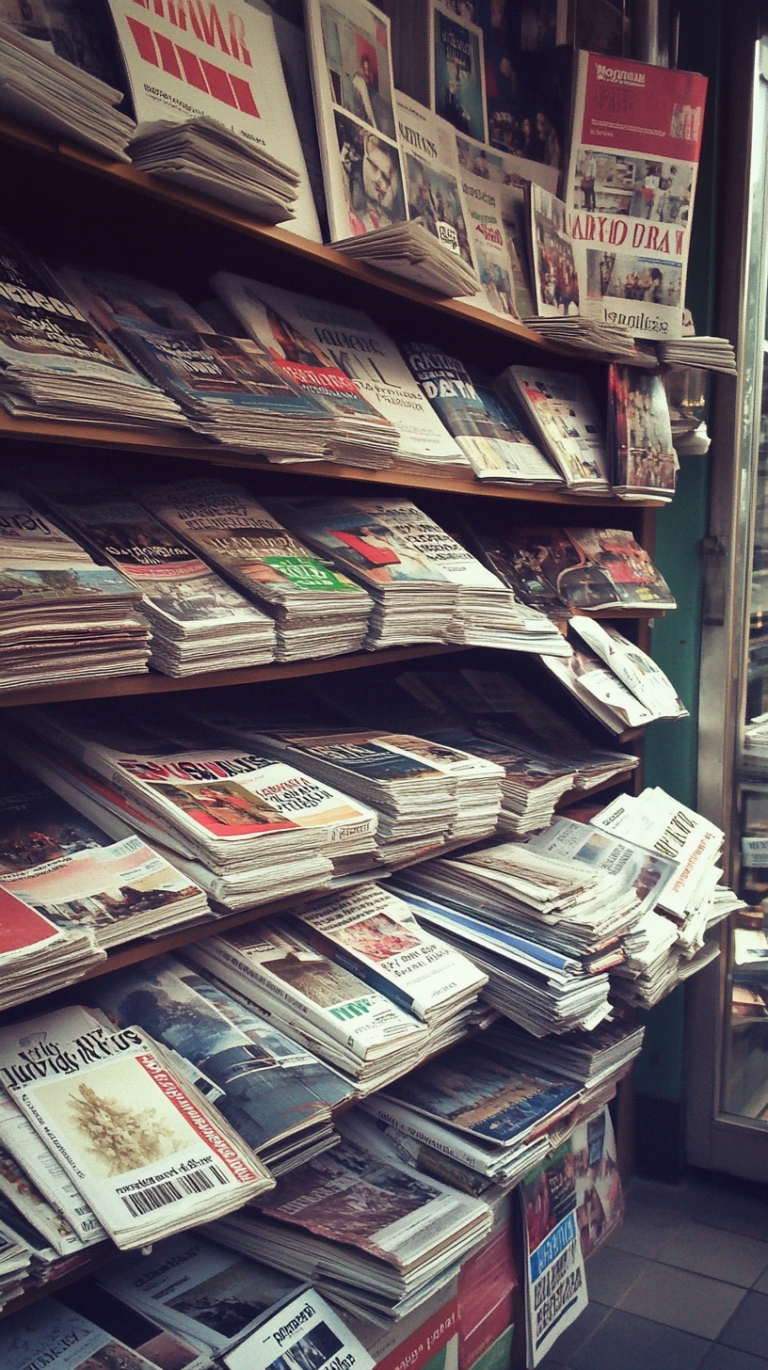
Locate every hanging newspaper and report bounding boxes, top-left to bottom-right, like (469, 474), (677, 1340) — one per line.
(564, 53), (708, 340)
(520, 1139), (588, 1366)
(224, 1287), (375, 1370)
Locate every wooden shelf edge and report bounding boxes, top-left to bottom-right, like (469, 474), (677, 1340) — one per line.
(0, 412), (663, 508)
(0, 642), (465, 708)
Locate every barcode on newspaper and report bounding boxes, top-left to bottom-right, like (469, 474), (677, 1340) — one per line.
(120, 1164), (228, 1218)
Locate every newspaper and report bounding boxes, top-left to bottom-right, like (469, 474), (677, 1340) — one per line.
(541, 646), (656, 734)
(0, 1144), (92, 1258)
(0, 491), (93, 569)
(607, 365), (677, 501)
(97, 1233), (306, 1357)
(571, 1107), (624, 1259)
(0, 1299), (161, 1370)
(224, 1288), (375, 1370)
(185, 920), (428, 1064)
(458, 170), (521, 320)
(401, 341), (561, 484)
(570, 618), (687, 720)
(526, 817), (676, 922)
(520, 1140), (588, 1366)
(288, 884), (486, 1023)
(565, 52), (708, 339)
(497, 367), (611, 494)
(0, 1007), (272, 1247)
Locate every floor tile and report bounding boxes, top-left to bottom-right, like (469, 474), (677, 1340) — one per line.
(569, 1308), (710, 1370)
(620, 1263), (746, 1338)
(686, 1178), (768, 1243)
(608, 1207), (686, 1259)
(537, 1301), (611, 1365)
(753, 1263), (768, 1295)
(719, 1292), (768, 1357)
(583, 1246), (648, 1307)
(655, 1221), (768, 1288)
(700, 1346), (768, 1370)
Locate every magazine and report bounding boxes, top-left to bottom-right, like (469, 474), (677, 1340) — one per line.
(97, 1234), (306, 1356)
(571, 1107), (624, 1259)
(458, 170), (520, 319)
(0, 1007), (272, 1247)
(304, 0), (405, 241)
(395, 91), (478, 273)
(224, 1288), (374, 1370)
(541, 645), (657, 733)
(105, 0), (321, 239)
(430, 1), (487, 143)
(520, 1140), (588, 1366)
(608, 365), (677, 500)
(185, 919), (427, 1064)
(0, 490), (93, 569)
(287, 883), (486, 1022)
(562, 528), (676, 611)
(401, 341), (561, 483)
(498, 367), (611, 493)
(0, 1299), (162, 1370)
(565, 52), (708, 339)
(528, 185), (580, 319)
(570, 618), (688, 720)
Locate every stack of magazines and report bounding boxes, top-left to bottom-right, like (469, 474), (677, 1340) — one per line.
(362, 1038), (581, 1199)
(244, 725), (504, 862)
(0, 235), (184, 429)
(27, 466), (277, 676)
(0, 756), (210, 953)
(0, 1005), (273, 1249)
(93, 954), (355, 1175)
(522, 317), (658, 367)
(8, 702), (379, 909)
(208, 1109), (492, 1324)
(55, 267), (335, 459)
(185, 915), (431, 1093)
(0, 490), (150, 691)
(137, 478), (374, 661)
(269, 495), (567, 654)
(210, 275), (403, 470)
(0, 13), (135, 159)
(0, 884), (105, 1012)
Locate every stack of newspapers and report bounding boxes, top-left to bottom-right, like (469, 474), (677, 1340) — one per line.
(0, 235), (183, 428)
(54, 267), (335, 459)
(334, 220), (482, 297)
(590, 787), (745, 1006)
(93, 954), (355, 1175)
(657, 336), (738, 374)
(137, 479), (374, 661)
(483, 1017), (646, 1121)
(269, 495), (567, 654)
(0, 1006), (273, 1250)
(185, 915), (431, 1093)
(211, 275), (404, 470)
(0, 883), (104, 1011)
(522, 317), (658, 367)
(362, 1037), (581, 1200)
(208, 1109), (492, 1324)
(0, 490), (150, 690)
(0, 1221), (31, 1313)
(8, 702), (380, 909)
(243, 726), (504, 863)
(93, 1233), (308, 1367)
(0, 754), (210, 952)
(129, 116), (303, 222)
(0, 17), (135, 159)
(27, 465), (277, 675)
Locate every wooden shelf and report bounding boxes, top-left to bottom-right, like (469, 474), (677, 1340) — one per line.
(0, 411), (666, 508)
(0, 642), (466, 709)
(0, 115), (588, 360)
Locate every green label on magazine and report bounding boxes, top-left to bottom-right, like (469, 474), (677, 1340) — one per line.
(262, 555), (356, 592)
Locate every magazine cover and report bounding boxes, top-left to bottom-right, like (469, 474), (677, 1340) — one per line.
(608, 364), (677, 498)
(395, 91), (478, 270)
(464, 526), (572, 615)
(401, 341), (559, 482)
(477, 0), (565, 171)
(502, 368), (611, 490)
(430, 0), (487, 143)
(98, 1233), (305, 1355)
(564, 528), (676, 609)
(529, 186), (580, 317)
(304, 0), (405, 239)
(571, 1107), (624, 1258)
(224, 1288), (374, 1370)
(459, 170), (520, 319)
(565, 52), (708, 338)
(105, 0), (321, 240)
(520, 1140), (588, 1366)
(211, 273), (399, 433)
(0, 490), (93, 569)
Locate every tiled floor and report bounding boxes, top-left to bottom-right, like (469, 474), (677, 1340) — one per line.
(541, 1171), (768, 1368)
